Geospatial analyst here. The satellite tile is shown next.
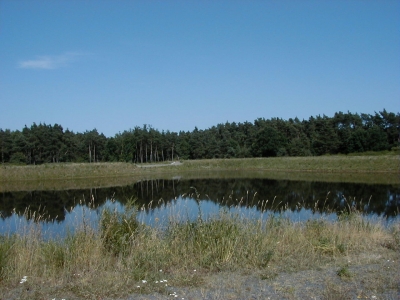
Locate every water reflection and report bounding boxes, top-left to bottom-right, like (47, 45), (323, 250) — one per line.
(0, 177), (399, 237)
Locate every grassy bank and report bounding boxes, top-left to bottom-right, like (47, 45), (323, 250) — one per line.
(2, 168), (399, 192)
(178, 155), (400, 173)
(1, 201), (399, 299)
(1, 155), (399, 182)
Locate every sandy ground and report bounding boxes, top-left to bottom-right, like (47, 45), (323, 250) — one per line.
(136, 161), (183, 168)
(127, 259), (399, 300)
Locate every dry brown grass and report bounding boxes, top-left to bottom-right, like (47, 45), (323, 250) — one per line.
(0, 201), (399, 299)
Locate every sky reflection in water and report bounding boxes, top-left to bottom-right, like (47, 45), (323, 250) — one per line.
(1, 177), (399, 239)
(1, 196), (396, 240)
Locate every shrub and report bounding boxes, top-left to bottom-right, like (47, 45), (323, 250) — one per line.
(9, 152), (26, 164)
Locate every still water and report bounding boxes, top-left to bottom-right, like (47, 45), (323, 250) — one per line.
(1, 175), (399, 238)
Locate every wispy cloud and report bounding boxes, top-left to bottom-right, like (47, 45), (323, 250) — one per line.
(18, 52), (84, 70)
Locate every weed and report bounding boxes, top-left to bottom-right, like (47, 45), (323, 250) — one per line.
(337, 265), (352, 278)
(260, 269), (278, 280)
(258, 250), (274, 268)
(336, 243), (346, 254)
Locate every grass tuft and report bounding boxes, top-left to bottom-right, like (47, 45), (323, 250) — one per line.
(337, 265), (352, 278)
(100, 198), (141, 256)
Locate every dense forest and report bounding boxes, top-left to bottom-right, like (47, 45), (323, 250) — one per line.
(0, 110), (398, 165)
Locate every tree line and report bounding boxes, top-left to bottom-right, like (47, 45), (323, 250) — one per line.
(0, 109), (398, 164)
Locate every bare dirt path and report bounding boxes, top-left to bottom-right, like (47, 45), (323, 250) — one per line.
(135, 161), (183, 168)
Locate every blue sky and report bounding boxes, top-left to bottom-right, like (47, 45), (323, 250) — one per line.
(1, 0), (399, 137)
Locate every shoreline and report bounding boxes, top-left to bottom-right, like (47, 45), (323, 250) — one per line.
(1, 155), (399, 192)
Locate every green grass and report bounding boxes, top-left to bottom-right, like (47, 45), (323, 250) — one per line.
(0, 200), (398, 299)
(181, 154), (400, 172)
(1, 154), (399, 190)
(337, 265), (352, 278)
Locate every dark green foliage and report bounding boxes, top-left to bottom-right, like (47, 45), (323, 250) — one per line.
(310, 115), (340, 155)
(0, 110), (398, 164)
(252, 124), (287, 157)
(367, 125), (389, 151)
(9, 152), (26, 164)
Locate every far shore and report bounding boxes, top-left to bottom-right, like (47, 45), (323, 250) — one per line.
(1, 155), (399, 192)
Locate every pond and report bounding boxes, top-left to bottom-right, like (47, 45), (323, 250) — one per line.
(1, 171), (399, 238)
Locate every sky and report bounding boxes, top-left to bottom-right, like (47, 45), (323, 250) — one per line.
(0, 0), (399, 137)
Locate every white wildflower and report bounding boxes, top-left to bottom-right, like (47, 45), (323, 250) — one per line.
(19, 276), (28, 284)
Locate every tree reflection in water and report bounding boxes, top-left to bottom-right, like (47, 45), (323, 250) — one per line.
(1, 177), (399, 238)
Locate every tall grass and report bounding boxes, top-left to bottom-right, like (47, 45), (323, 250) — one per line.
(0, 196), (399, 299)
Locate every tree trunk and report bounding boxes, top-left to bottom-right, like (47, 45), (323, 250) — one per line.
(150, 140), (153, 163)
(140, 141), (143, 164)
